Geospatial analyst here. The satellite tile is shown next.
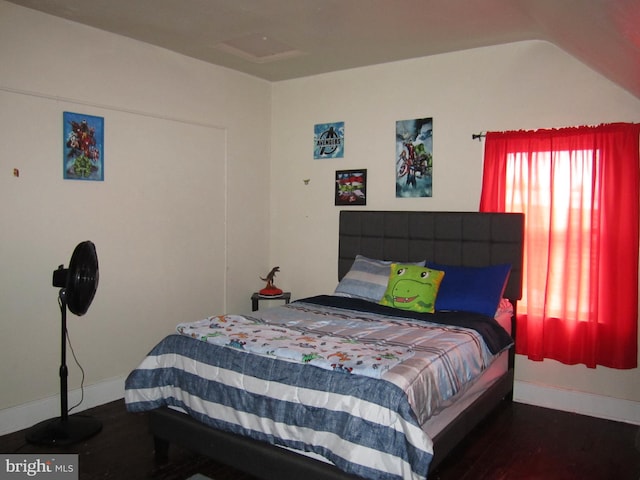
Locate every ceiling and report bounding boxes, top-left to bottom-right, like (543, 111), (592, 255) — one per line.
(8, 0), (640, 98)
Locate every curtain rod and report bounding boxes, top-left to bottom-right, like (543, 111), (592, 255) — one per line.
(472, 132), (486, 141)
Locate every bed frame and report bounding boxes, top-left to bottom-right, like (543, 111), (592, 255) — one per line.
(149, 211), (524, 479)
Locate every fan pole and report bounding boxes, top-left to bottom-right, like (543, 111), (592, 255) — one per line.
(59, 290), (69, 423)
(25, 289), (102, 446)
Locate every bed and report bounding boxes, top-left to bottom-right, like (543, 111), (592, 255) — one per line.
(125, 210), (524, 479)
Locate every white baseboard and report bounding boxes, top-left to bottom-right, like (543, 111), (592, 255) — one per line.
(0, 376), (126, 436)
(514, 380), (640, 425)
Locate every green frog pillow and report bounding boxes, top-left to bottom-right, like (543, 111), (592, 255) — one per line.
(379, 264), (445, 313)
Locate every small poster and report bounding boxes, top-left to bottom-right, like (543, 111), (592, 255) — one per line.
(314, 121), (345, 159)
(63, 111), (104, 181)
(335, 169), (366, 206)
(396, 117), (432, 197)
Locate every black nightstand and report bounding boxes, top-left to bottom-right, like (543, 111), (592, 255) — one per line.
(251, 292), (291, 311)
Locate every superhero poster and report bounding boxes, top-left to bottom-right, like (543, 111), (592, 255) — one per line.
(395, 117), (432, 197)
(314, 121), (344, 159)
(335, 169), (366, 206)
(63, 111), (104, 181)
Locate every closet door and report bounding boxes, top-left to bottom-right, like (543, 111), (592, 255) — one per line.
(107, 111), (228, 326)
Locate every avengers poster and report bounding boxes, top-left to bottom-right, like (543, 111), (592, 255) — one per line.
(63, 111), (104, 181)
(314, 121), (344, 159)
(335, 169), (366, 206)
(395, 117), (432, 197)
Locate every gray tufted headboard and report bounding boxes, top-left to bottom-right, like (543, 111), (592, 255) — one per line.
(338, 211), (524, 301)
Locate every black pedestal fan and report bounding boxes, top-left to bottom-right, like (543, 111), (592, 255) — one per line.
(26, 241), (102, 446)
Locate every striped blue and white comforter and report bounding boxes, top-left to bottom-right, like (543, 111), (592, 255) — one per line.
(124, 295), (512, 480)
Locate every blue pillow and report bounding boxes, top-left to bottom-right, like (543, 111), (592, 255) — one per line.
(425, 262), (511, 317)
(335, 255), (426, 303)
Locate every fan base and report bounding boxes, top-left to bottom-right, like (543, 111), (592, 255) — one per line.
(26, 415), (102, 446)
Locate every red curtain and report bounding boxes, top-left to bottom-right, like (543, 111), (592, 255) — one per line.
(480, 123), (640, 369)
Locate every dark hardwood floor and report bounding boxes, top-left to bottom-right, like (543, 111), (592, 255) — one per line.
(1, 399), (638, 479)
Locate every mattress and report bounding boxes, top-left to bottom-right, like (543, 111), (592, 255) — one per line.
(424, 300), (513, 436)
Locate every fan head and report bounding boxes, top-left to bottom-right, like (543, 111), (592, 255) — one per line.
(52, 241), (99, 316)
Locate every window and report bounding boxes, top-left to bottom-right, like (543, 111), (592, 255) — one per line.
(480, 123), (640, 369)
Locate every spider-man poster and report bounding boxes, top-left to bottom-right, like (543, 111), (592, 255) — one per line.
(395, 117), (432, 197)
(63, 111), (104, 181)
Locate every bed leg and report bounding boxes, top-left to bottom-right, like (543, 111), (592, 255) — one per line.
(505, 389), (514, 402)
(504, 368), (515, 402)
(154, 436), (170, 463)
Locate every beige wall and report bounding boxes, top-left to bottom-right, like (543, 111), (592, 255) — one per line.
(270, 41), (640, 406)
(0, 1), (271, 411)
(1, 0), (639, 427)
